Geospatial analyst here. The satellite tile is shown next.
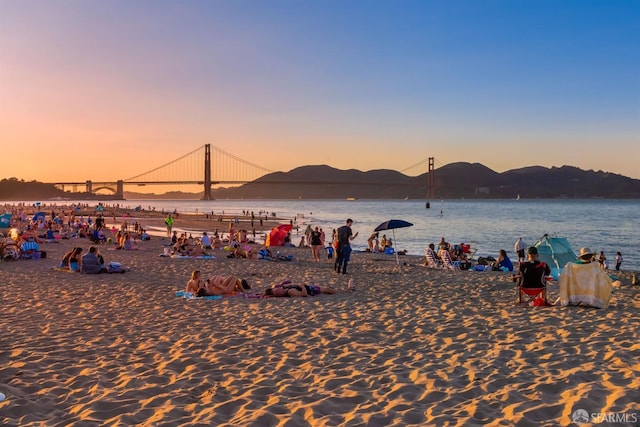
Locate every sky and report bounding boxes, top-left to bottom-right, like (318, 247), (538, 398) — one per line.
(1, 0), (639, 189)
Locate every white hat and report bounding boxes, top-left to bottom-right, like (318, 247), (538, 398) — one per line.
(578, 247), (594, 260)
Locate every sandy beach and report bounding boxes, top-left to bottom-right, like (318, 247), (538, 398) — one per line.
(1, 231), (639, 426)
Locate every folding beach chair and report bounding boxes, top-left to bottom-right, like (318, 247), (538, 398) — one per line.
(423, 247), (443, 269)
(519, 286), (547, 306)
(515, 261), (551, 306)
(439, 249), (460, 270)
(20, 239), (40, 260)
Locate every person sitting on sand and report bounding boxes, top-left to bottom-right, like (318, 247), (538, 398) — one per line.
(492, 249), (514, 271)
(59, 246), (82, 271)
(200, 232), (212, 249)
(185, 270), (207, 296)
(69, 247), (83, 272)
(172, 233), (206, 256)
(232, 244), (254, 259)
(120, 232), (139, 250)
(81, 246), (108, 274)
(237, 229), (248, 243)
(264, 279), (355, 297)
(212, 233), (223, 249)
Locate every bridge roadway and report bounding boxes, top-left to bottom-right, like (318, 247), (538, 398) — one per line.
(51, 178), (423, 199)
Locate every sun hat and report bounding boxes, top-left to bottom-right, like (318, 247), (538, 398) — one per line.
(578, 247), (594, 260)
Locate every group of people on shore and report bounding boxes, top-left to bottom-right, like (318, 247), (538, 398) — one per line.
(58, 245), (125, 274)
(515, 244), (615, 307)
(365, 232), (394, 253)
(300, 220), (359, 271)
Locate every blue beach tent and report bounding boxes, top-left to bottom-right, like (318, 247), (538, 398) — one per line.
(0, 213), (11, 228)
(533, 235), (578, 280)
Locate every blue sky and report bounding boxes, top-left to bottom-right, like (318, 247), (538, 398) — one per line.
(1, 0), (638, 183)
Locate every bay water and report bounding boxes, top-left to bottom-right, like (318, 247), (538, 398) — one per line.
(120, 198), (639, 271)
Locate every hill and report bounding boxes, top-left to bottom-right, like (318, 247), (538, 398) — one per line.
(208, 163), (640, 200)
(2, 164), (640, 200)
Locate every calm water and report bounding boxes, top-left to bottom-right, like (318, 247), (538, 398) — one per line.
(120, 199), (640, 270)
(10, 199), (640, 270)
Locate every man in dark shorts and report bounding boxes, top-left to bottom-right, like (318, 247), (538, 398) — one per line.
(334, 218), (359, 274)
(514, 237), (527, 263)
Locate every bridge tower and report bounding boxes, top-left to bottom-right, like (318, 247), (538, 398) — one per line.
(116, 180), (124, 199)
(203, 144), (213, 200)
(426, 157), (435, 208)
(428, 157), (435, 199)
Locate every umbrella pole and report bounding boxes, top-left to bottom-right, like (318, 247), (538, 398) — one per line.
(393, 229), (399, 266)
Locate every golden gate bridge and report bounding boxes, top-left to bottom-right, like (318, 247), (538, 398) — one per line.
(50, 144), (436, 200)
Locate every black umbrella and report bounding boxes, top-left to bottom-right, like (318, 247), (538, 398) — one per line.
(374, 219), (414, 265)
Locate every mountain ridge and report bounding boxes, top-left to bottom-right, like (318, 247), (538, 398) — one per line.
(208, 163), (640, 200)
(2, 163), (639, 200)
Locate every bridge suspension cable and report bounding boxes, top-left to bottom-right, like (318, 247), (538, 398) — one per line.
(123, 144), (273, 184)
(124, 146), (204, 182)
(210, 145), (273, 182)
(400, 157), (441, 176)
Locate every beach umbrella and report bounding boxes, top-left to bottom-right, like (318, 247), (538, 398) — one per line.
(32, 212), (46, 221)
(374, 219), (413, 265)
(266, 223), (293, 247)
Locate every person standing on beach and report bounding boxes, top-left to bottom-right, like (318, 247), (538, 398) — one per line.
(334, 218), (358, 274)
(165, 214), (173, 237)
(598, 251), (607, 269)
(514, 237), (527, 263)
(615, 252), (623, 271)
(310, 226), (323, 262)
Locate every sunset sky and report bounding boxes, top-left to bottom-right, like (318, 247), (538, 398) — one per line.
(1, 0), (639, 188)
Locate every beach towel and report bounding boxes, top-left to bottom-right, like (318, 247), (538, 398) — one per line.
(175, 291), (223, 300)
(53, 267), (77, 273)
(243, 293), (273, 299)
(558, 262), (612, 309)
(170, 254), (216, 259)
